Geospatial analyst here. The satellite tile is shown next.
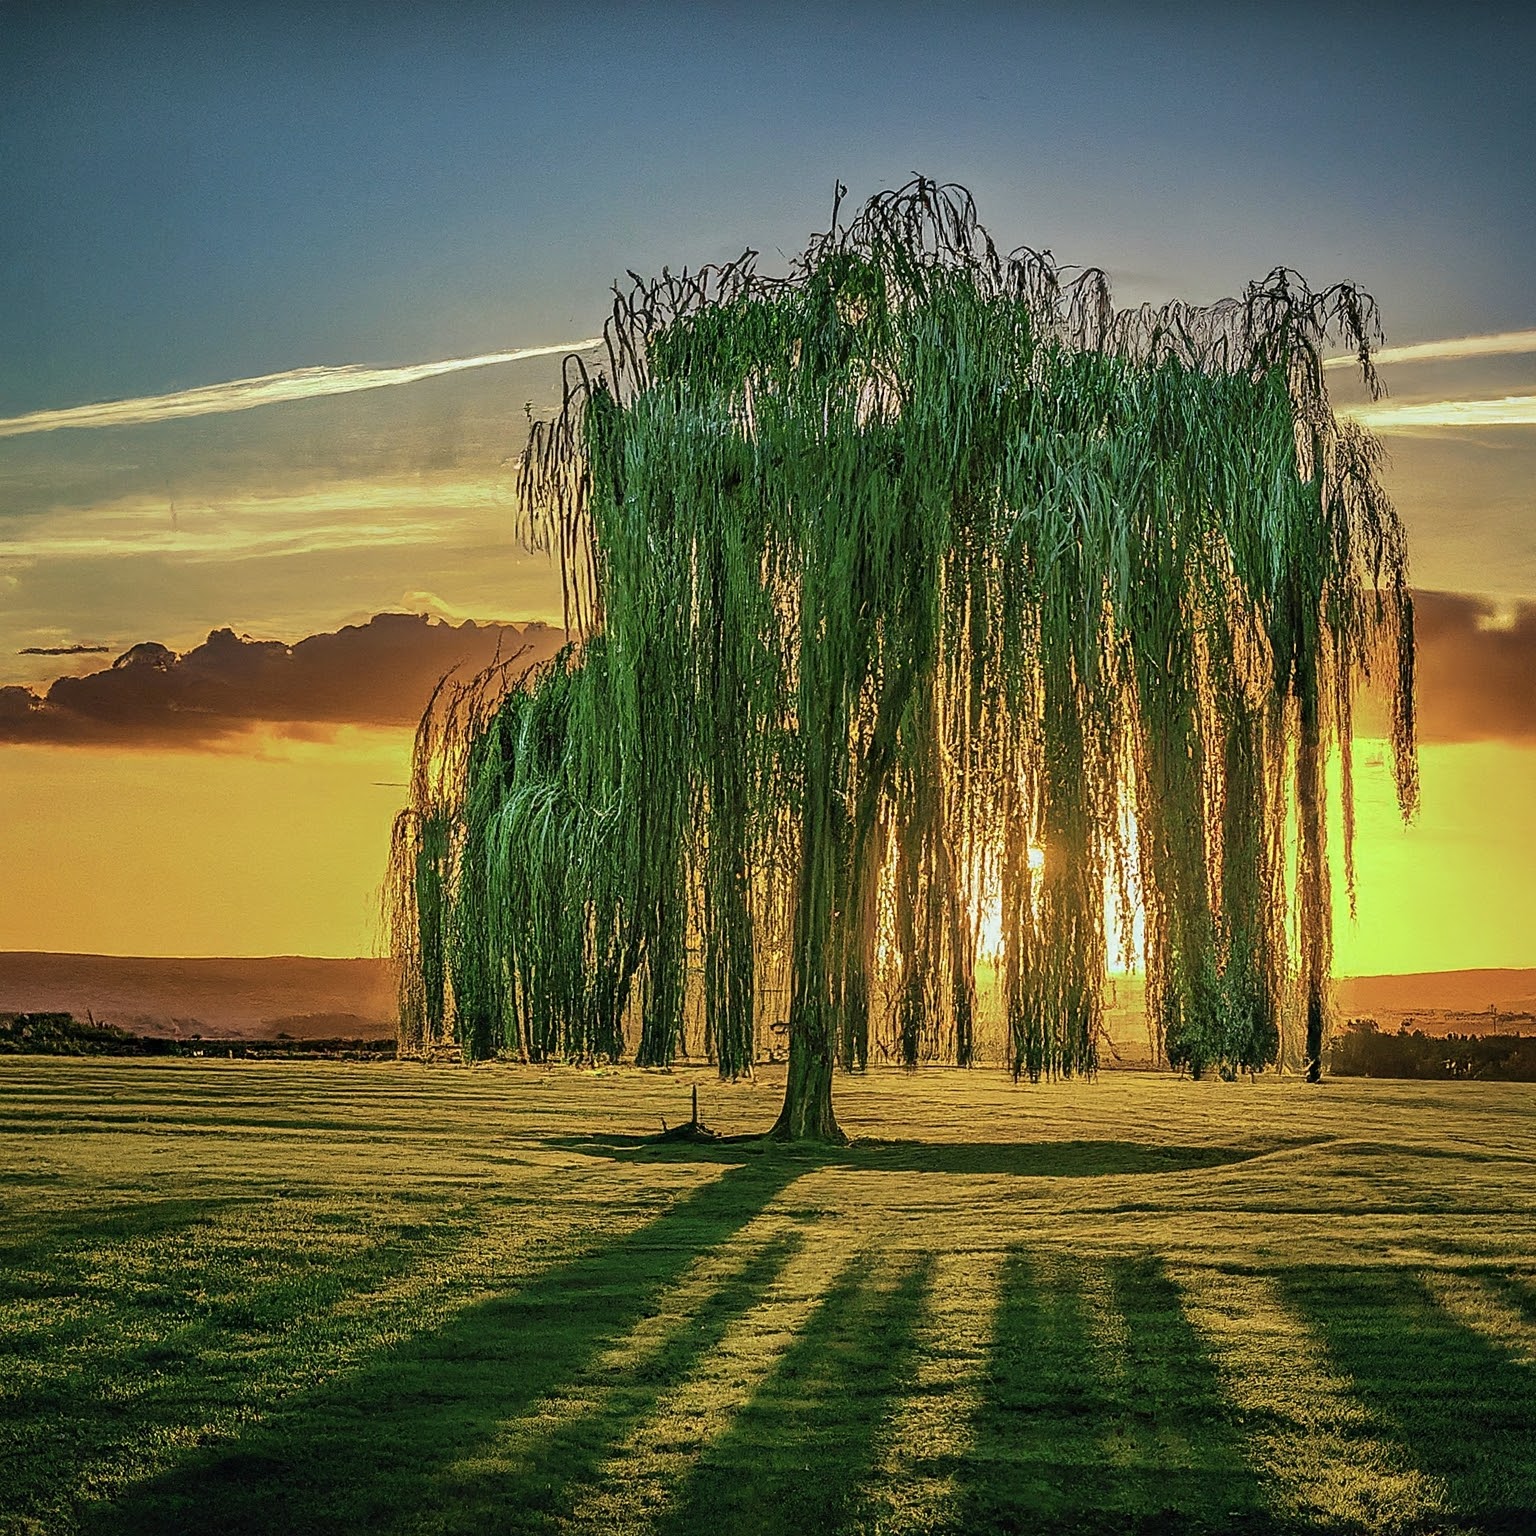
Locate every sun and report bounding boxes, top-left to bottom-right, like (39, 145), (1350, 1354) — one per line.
(975, 845), (1045, 962)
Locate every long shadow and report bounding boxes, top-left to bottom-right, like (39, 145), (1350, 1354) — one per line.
(4, 1190), (476, 1373)
(549, 1132), (1316, 1179)
(2, 1186), (472, 1355)
(1280, 1265), (1536, 1534)
(0, 1108), (446, 1138)
(958, 1250), (1285, 1535)
(83, 1156), (806, 1536)
(1486, 1269), (1536, 1326)
(5, 1196), (485, 1534)
(432, 1230), (801, 1533)
(655, 1250), (934, 1536)
(0, 1195), (241, 1271)
(0, 1194), (259, 1377)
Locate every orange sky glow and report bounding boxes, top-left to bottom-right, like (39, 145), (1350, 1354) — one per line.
(1, 728), (1531, 977)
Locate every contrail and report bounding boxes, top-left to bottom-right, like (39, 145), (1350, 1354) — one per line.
(1324, 328), (1536, 370)
(0, 337), (605, 440)
(1343, 395), (1536, 430)
(5, 326), (1530, 440)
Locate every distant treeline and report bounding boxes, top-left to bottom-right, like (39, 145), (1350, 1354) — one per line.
(8, 1007), (1534, 1080)
(0, 1013), (396, 1060)
(1330, 1026), (1536, 1082)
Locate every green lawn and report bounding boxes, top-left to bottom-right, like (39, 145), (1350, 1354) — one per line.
(2, 1059), (1534, 1534)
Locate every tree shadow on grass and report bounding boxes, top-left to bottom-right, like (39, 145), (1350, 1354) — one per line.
(0, 1194), (250, 1373)
(83, 1157), (807, 1536)
(1487, 1268), (1536, 1326)
(1279, 1266), (1536, 1534)
(0, 1195), (239, 1272)
(548, 1132), (1318, 1179)
(655, 1251), (933, 1536)
(957, 1249), (1286, 1535)
(3, 1195), (491, 1534)
(432, 1229), (802, 1533)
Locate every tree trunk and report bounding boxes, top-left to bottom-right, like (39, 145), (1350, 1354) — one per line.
(770, 1004), (845, 1142)
(1304, 986), (1326, 1085)
(771, 696), (849, 1143)
(1296, 653), (1329, 1085)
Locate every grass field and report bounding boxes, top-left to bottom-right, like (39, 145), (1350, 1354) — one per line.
(2, 1060), (1534, 1535)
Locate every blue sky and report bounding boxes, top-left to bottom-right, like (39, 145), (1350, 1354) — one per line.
(4, 2), (1533, 410)
(3, 0), (1533, 647)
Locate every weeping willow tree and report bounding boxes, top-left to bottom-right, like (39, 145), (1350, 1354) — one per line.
(388, 180), (1417, 1141)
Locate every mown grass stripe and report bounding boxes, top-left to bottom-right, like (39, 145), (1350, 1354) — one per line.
(62, 1158), (803, 1535)
(559, 1232), (876, 1534)
(1422, 1270), (1536, 1370)
(1280, 1264), (1536, 1528)
(860, 1247), (1004, 1534)
(1174, 1265), (1447, 1533)
(647, 1246), (933, 1536)
(439, 1220), (802, 1509)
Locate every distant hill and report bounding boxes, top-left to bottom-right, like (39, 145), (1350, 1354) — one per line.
(1, 953), (1531, 1048)
(1110, 970), (1536, 1020)
(1336, 969), (1536, 1017)
(0, 953), (396, 1039)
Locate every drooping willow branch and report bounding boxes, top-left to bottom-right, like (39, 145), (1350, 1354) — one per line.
(390, 179), (1417, 1116)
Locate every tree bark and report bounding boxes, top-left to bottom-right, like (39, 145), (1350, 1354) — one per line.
(771, 687), (850, 1143)
(1296, 651), (1330, 1084)
(770, 1004), (845, 1142)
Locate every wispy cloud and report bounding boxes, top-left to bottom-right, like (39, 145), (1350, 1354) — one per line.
(1324, 328), (1536, 370)
(1343, 396), (1536, 431)
(7, 328), (1530, 441)
(0, 338), (604, 440)
(0, 476), (513, 564)
(8, 324), (1531, 462)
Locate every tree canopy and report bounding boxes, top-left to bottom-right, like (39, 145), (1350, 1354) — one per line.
(387, 179), (1417, 1140)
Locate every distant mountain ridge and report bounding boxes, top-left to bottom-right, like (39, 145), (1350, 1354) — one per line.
(1098, 969), (1536, 1021)
(1334, 969), (1536, 1017)
(2, 953), (1532, 1046)
(0, 952), (396, 1039)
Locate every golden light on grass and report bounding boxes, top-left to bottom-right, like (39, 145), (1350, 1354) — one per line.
(7, 1062), (1536, 1530)
(445, 1221), (801, 1500)
(559, 1235), (868, 1532)
(1421, 1271), (1536, 1370)
(1173, 1267), (1448, 1532)
(866, 1250), (1004, 1535)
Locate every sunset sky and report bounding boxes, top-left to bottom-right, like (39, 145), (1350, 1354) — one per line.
(1, 2), (1532, 971)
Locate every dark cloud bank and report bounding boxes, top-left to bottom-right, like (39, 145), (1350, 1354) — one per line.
(0, 613), (567, 747)
(1408, 591), (1536, 745)
(0, 594), (1531, 750)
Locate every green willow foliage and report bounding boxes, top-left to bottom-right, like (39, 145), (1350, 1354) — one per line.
(388, 181), (1417, 1136)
